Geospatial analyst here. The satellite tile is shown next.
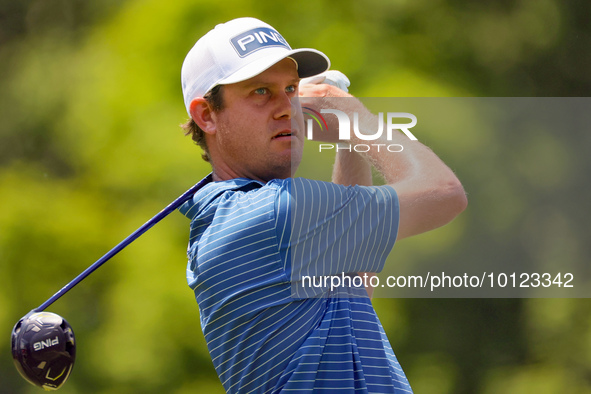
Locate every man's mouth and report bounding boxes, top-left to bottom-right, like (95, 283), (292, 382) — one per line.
(273, 131), (293, 139)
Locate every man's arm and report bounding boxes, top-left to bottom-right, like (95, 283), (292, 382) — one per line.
(332, 149), (377, 298)
(299, 84), (468, 241)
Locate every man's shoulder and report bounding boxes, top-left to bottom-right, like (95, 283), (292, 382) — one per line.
(287, 177), (398, 199)
(179, 177), (288, 220)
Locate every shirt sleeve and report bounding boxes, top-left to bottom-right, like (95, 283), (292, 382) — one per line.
(272, 177), (399, 284)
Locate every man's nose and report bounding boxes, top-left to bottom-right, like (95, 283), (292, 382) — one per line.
(274, 91), (292, 120)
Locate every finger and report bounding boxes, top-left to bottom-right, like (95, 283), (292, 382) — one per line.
(299, 84), (330, 97)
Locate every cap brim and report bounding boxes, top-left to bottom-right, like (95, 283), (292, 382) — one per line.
(217, 48), (330, 87)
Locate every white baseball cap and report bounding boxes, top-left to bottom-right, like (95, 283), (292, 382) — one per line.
(181, 17), (330, 115)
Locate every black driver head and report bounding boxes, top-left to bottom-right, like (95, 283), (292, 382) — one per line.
(11, 312), (76, 391)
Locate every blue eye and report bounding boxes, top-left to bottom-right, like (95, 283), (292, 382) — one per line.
(255, 88), (267, 95)
(286, 85), (296, 93)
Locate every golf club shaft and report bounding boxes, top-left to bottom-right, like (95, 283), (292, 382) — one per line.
(34, 176), (211, 312)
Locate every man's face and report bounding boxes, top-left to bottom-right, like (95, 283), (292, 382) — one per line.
(208, 58), (305, 182)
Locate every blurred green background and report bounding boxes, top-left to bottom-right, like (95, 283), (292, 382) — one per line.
(1, 0), (590, 393)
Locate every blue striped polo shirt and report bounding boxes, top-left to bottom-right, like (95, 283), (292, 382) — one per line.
(179, 176), (412, 393)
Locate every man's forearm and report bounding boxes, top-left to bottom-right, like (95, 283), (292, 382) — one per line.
(353, 109), (467, 240)
(332, 149), (377, 298)
(332, 148), (372, 186)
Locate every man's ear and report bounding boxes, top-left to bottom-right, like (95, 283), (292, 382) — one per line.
(189, 98), (217, 134)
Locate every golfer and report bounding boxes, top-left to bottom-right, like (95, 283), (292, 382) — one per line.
(179, 17), (466, 393)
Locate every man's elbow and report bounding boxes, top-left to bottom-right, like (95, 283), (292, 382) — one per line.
(418, 178), (467, 235)
(395, 176), (468, 240)
(444, 178), (468, 219)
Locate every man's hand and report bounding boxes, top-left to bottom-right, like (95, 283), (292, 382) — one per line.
(298, 83), (351, 143)
(300, 70), (351, 92)
(299, 71), (374, 144)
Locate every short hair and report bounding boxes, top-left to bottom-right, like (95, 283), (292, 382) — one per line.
(181, 85), (224, 162)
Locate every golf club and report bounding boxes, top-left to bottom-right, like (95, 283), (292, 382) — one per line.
(11, 175), (211, 390)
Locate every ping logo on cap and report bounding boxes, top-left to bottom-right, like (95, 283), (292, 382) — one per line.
(231, 27), (290, 57)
